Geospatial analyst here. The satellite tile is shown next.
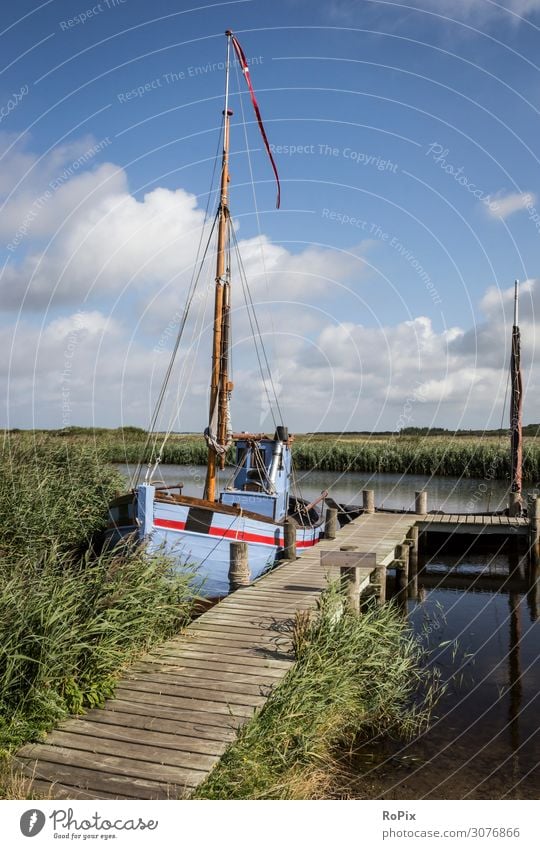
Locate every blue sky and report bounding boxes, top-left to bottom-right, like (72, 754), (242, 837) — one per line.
(2, 0), (540, 432)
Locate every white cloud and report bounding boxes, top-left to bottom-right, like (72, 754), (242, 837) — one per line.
(3, 279), (540, 431)
(329, 0), (540, 24)
(3, 135), (540, 431)
(486, 190), (536, 219)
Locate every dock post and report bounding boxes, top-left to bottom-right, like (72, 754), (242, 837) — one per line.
(283, 518), (297, 560)
(229, 541), (250, 591)
(395, 543), (410, 591)
(528, 495), (540, 555)
(406, 525), (419, 598)
(373, 563), (386, 605)
(509, 492), (521, 517)
(362, 489), (375, 514)
(415, 490), (427, 515)
(394, 542), (409, 611)
(340, 566), (361, 615)
(324, 507), (338, 540)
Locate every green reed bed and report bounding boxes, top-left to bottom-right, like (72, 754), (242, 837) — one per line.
(0, 546), (194, 756)
(0, 435), (124, 556)
(8, 429), (540, 481)
(0, 437), (195, 771)
(195, 592), (440, 800)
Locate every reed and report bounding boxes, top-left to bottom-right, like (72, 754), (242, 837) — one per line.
(195, 589), (441, 800)
(7, 429), (540, 481)
(0, 545), (195, 754)
(0, 436), (196, 761)
(0, 435), (124, 557)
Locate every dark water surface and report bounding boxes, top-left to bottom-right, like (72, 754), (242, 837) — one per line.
(351, 551), (540, 800)
(119, 464), (511, 512)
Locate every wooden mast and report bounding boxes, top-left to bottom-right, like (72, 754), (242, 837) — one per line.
(510, 279), (523, 515)
(205, 31), (232, 502)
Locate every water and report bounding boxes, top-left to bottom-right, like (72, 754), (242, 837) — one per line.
(119, 464), (511, 512)
(349, 551), (540, 799)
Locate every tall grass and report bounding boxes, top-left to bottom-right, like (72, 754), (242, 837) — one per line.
(0, 545), (194, 754)
(7, 429), (540, 481)
(0, 436), (196, 763)
(0, 435), (124, 557)
(195, 590), (440, 800)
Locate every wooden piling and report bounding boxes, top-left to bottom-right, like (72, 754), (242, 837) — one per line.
(406, 525), (419, 598)
(373, 563), (386, 605)
(415, 490), (427, 515)
(228, 541), (250, 591)
(362, 489), (375, 514)
(395, 543), (410, 591)
(283, 518), (297, 560)
(340, 566), (362, 614)
(528, 494), (540, 551)
(324, 507), (338, 540)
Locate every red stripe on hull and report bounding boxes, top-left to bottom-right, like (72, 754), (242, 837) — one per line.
(154, 518), (186, 531)
(153, 516), (319, 547)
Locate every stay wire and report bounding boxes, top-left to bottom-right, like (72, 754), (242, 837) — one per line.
(131, 121), (225, 487)
(131, 211), (219, 488)
(230, 220), (284, 426)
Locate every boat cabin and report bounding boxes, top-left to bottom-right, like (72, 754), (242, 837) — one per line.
(220, 426), (292, 521)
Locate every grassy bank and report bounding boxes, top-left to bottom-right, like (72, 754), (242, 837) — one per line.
(6, 428), (540, 481)
(195, 593), (440, 800)
(0, 438), (195, 783)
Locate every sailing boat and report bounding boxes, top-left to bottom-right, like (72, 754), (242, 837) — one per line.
(509, 279), (523, 516)
(106, 31), (324, 596)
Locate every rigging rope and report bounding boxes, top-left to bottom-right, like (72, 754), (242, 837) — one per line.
(234, 59), (282, 426)
(230, 221), (285, 427)
(130, 212), (219, 488)
(131, 121), (225, 488)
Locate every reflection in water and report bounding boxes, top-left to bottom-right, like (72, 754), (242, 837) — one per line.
(352, 551), (539, 800)
(508, 592), (522, 795)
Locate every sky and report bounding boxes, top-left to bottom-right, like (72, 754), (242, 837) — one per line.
(2, 0), (540, 433)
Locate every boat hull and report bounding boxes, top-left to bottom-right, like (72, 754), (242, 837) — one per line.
(106, 484), (321, 597)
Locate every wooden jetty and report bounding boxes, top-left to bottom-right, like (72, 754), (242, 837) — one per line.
(15, 495), (539, 801)
(420, 513), (529, 535)
(16, 511), (415, 801)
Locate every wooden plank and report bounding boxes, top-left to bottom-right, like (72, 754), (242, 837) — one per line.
(75, 700), (237, 746)
(320, 551), (377, 569)
(113, 686), (257, 717)
(44, 731), (217, 772)
(130, 659), (279, 687)
(148, 648), (291, 670)
(29, 778), (126, 801)
(116, 677), (265, 707)
(18, 745), (205, 788)
(149, 640), (291, 663)
(102, 699), (245, 730)
(141, 655), (287, 678)
(19, 760), (183, 800)
(124, 670), (273, 697)
(57, 718), (228, 756)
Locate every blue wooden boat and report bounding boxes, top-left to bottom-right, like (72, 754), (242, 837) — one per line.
(105, 31), (324, 596)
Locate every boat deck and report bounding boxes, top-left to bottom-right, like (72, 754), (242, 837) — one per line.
(16, 511), (416, 800)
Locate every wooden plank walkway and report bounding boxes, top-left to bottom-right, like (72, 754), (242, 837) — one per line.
(16, 511), (416, 801)
(420, 514), (529, 534)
